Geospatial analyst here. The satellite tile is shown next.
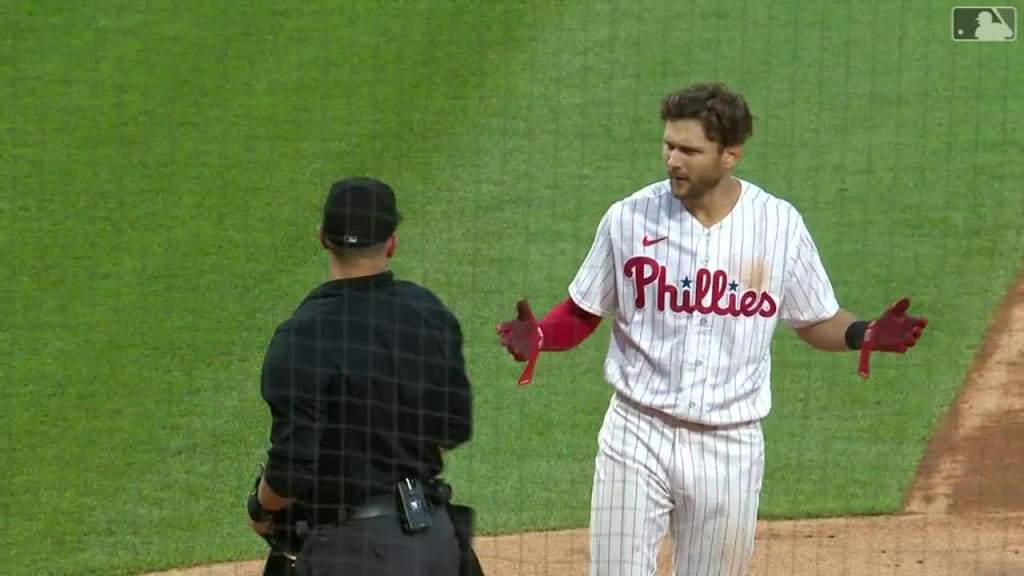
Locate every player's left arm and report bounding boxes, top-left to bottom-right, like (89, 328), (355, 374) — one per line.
(792, 308), (861, 352)
(780, 214), (927, 376)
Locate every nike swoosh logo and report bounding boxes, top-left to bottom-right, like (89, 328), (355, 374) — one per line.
(642, 235), (669, 247)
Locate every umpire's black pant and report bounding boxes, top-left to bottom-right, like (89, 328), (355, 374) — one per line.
(294, 505), (460, 576)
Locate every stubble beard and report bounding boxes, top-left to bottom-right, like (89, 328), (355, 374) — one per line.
(671, 170), (723, 200)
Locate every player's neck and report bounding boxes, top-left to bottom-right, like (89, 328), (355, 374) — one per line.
(683, 177), (741, 228)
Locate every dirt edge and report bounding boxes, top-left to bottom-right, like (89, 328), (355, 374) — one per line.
(903, 266), (1024, 515)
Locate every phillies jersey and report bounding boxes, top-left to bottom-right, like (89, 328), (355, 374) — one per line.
(568, 177), (840, 425)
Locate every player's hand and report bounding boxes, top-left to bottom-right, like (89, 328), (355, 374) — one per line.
(858, 297), (928, 378)
(867, 297), (928, 352)
(496, 300), (543, 386)
(496, 300), (543, 362)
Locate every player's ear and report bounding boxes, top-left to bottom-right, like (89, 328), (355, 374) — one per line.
(721, 144), (743, 170)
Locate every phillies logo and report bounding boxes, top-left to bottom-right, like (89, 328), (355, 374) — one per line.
(624, 256), (778, 317)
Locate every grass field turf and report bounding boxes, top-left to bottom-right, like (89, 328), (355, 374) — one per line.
(3, 2), (1023, 575)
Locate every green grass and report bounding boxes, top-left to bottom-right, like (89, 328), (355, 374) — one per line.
(3, 1), (1023, 574)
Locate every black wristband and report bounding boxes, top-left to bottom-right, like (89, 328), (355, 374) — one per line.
(247, 492), (271, 523)
(845, 320), (870, 350)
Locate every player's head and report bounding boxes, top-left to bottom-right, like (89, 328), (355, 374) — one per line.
(976, 10), (993, 24)
(659, 83), (752, 200)
(319, 177), (402, 276)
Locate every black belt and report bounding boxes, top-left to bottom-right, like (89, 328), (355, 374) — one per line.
(306, 479), (452, 526)
(341, 494), (401, 522)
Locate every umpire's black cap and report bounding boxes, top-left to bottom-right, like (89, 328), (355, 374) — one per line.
(321, 177), (402, 248)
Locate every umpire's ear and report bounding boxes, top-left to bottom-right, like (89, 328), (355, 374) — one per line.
(318, 225), (330, 250)
(385, 233), (397, 259)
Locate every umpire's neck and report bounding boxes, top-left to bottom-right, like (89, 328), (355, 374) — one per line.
(328, 256), (390, 281)
(321, 230), (397, 281)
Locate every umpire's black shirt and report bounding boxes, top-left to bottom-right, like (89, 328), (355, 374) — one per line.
(259, 270), (473, 516)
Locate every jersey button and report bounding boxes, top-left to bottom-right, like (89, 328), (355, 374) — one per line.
(700, 318), (709, 326)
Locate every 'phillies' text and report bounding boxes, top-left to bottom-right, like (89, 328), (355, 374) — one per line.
(624, 256), (778, 317)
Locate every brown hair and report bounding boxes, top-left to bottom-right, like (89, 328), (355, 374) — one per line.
(660, 83), (753, 149)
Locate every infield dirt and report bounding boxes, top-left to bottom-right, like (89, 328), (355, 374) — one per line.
(142, 268), (1024, 576)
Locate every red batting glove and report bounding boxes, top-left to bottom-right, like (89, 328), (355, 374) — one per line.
(859, 297), (928, 378)
(496, 300), (544, 386)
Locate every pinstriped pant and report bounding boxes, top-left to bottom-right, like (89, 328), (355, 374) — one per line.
(589, 393), (765, 576)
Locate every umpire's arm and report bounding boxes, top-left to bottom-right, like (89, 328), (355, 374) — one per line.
(258, 326), (327, 510)
(429, 313), (473, 451)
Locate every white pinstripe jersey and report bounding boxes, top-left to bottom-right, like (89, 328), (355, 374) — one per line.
(568, 178), (840, 426)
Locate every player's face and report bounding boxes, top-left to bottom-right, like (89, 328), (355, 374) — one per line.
(662, 119), (739, 200)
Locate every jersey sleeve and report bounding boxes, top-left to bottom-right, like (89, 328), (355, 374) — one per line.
(432, 310), (473, 450)
(568, 206), (618, 317)
(259, 321), (326, 499)
(779, 214), (840, 328)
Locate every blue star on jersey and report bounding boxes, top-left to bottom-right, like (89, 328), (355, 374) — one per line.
(682, 277), (740, 292)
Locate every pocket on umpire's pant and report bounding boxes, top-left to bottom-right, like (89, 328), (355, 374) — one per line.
(299, 523), (405, 575)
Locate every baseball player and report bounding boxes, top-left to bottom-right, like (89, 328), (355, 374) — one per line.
(496, 83), (927, 576)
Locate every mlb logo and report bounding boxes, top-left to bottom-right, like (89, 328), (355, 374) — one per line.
(952, 6), (1017, 41)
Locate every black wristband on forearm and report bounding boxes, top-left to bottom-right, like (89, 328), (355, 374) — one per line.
(247, 492), (272, 523)
(845, 320), (870, 350)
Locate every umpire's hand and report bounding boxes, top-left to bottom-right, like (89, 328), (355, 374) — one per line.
(247, 491), (275, 535)
(249, 516), (273, 536)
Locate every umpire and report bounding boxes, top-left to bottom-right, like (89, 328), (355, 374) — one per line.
(245, 177), (482, 576)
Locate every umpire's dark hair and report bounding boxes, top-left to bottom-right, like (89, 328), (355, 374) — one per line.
(660, 83), (753, 149)
(324, 238), (390, 262)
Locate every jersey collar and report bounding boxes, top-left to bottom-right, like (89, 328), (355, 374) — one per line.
(313, 270), (396, 296)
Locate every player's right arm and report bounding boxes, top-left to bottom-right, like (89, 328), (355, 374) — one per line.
(565, 204), (618, 319)
(496, 206), (616, 383)
(535, 296), (602, 351)
(536, 203), (618, 347)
